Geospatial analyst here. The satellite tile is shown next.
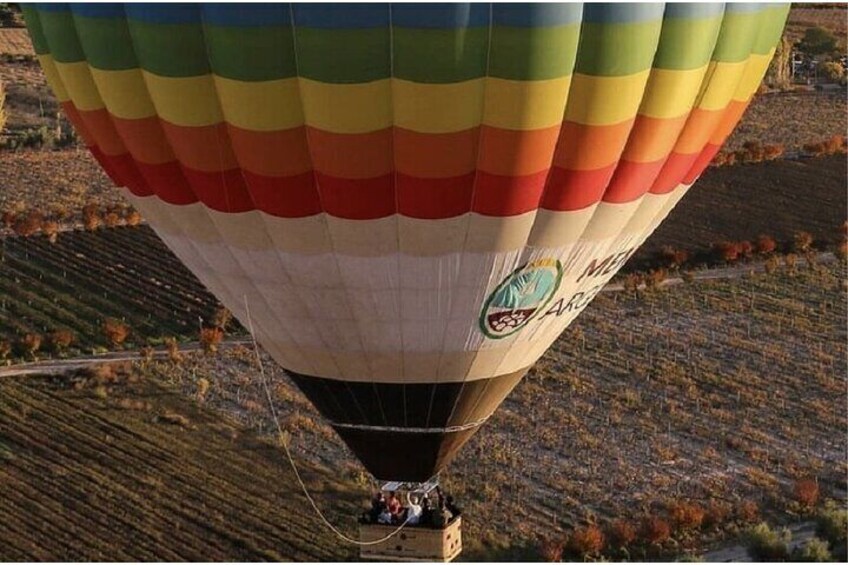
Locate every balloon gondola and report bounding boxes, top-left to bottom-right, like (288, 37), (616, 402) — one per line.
(23, 2), (788, 560)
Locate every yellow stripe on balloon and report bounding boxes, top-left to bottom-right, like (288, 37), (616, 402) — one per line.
(142, 71), (223, 126)
(299, 78), (392, 134)
(735, 50), (775, 101)
(565, 70), (652, 126)
(639, 65), (710, 119)
(214, 76), (304, 132)
(89, 67), (156, 119)
(393, 79), (484, 133)
(693, 59), (748, 111)
(37, 54), (69, 102)
(53, 60), (103, 111)
(483, 76), (571, 131)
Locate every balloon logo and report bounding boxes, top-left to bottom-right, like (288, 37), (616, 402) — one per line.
(480, 259), (563, 339)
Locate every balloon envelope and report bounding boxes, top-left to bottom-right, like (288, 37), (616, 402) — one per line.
(24, 3), (788, 481)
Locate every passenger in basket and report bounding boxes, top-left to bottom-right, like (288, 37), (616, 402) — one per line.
(386, 491), (403, 523)
(406, 496), (423, 525)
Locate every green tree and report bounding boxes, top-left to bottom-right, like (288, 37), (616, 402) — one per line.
(797, 27), (837, 57)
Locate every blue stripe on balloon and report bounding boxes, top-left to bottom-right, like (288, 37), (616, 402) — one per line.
(202, 4), (291, 27)
(124, 3), (201, 24)
(582, 3), (665, 23)
(492, 4), (583, 27)
(292, 3), (389, 28)
(392, 3), (489, 28)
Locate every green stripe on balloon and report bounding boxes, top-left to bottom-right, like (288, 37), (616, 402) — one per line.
(20, 6), (49, 55)
(652, 14), (724, 70)
(205, 25), (297, 82)
(488, 24), (581, 81)
(36, 8), (85, 63)
(575, 20), (663, 77)
(72, 15), (136, 70)
(392, 27), (488, 84)
(127, 20), (209, 77)
(752, 5), (791, 55)
(293, 27), (389, 84)
(710, 10), (763, 63)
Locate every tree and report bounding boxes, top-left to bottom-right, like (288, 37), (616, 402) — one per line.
(200, 326), (224, 354)
(797, 27), (837, 57)
(820, 61), (845, 82)
(48, 329), (75, 354)
(103, 319), (130, 347)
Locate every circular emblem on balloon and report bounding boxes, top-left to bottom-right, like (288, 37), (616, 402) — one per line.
(480, 259), (563, 339)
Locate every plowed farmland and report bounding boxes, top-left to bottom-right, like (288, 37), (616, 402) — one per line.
(0, 370), (356, 561)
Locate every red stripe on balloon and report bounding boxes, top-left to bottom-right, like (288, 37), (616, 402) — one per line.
(181, 167), (256, 213)
(649, 151), (699, 194)
(397, 173), (474, 219)
(683, 143), (721, 185)
(316, 173), (395, 220)
(135, 160), (199, 205)
(242, 170), (322, 218)
(473, 169), (549, 216)
(539, 164), (617, 211)
(602, 158), (667, 203)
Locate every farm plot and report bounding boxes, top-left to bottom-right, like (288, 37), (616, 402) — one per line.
(0, 226), (225, 358)
(0, 369), (356, 561)
(632, 154), (847, 268)
(140, 261), (847, 558)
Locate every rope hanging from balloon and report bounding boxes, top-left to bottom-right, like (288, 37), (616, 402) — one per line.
(243, 295), (411, 546)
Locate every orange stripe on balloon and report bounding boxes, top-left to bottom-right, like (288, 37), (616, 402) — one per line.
(60, 101), (97, 147)
(76, 108), (127, 156)
(621, 114), (689, 163)
(553, 120), (635, 170)
(160, 120), (240, 172)
(673, 107), (725, 154)
(229, 126), (313, 177)
(395, 128), (480, 178)
(307, 128), (392, 179)
(709, 99), (750, 145)
(111, 115), (176, 164)
(478, 125), (561, 177)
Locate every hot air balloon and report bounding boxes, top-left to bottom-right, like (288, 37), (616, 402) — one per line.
(23, 0), (787, 506)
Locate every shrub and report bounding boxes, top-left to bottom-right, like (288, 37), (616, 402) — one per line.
(737, 240), (754, 259)
(196, 377), (211, 401)
(793, 478), (820, 509)
(792, 537), (832, 562)
(815, 500), (848, 548)
(13, 211), (43, 237)
(703, 500), (732, 529)
(836, 240), (848, 261)
(744, 522), (790, 561)
(42, 220), (60, 243)
(48, 329), (74, 353)
(736, 500), (759, 523)
(669, 501), (706, 531)
(713, 241), (741, 263)
(607, 519), (637, 547)
(762, 144), (784, 161)
(200, 326), (224, 354)
(0, 340), (11, 362)
(756, 235), (777, 255)
(19, 333), (42, 359)
(537, 538), (564, 562)
(821, 61), (845, 82)
(82, 203), (101, 231)
(103, 319), (130, 347)
(661, 246), (689, 269)
(103, 211), (121, 228)
(1, 210), (15, 229)
(784, 253), (798, 272)
(640, 516), (671, 545)
(568, 525), (604, 557)
(213, 307), (232, 330)
(645, 268), (667, 289)
(165, 337), (182, 363)
(793, 231), (814, 253)
(623, 272), (643, 293)
(139, 345), (154, 362)
(125, 209), (142, 226)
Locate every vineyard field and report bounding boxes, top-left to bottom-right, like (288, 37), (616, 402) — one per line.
(0, 226), (223, 357)
(0, 370), (356, 561)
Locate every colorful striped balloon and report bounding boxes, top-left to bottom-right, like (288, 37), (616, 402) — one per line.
(24, 3), (788, 481)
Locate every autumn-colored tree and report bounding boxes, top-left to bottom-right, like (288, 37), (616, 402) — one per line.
(42, 220), (60, 244)
(51, 205), (70, 221)
(713, 241), (741, 263)
(1, 210), (15, 229)
(20, 333), (42, 360)
(661, 246), (689, 269)
(104, 211), (122, 228)
(640, 516), (671, 545)
(623, 272), (643, 293)
(736, 499), (759, 523)
(213, 306), (232, 330)
(793, 231), (814, 253)
(568, 525), (605, 557)
(48, 329), (75, 353)
(756, 235), (777, 255)
(82, 203), (101, 231)
(125, 209), (142, 226)
(165, 337), (182, 363)
(669, 500), (706, 531)
(200, 326), (224, 354)
(793, 478), (820, 509)
(13, 211), (43, 237)
(103, 319), (130, 347)
(762, 144), (784, 161)
(607, 519), (637, 547)
(644, 268), (667, 290)
(0, 340), (10, 362)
